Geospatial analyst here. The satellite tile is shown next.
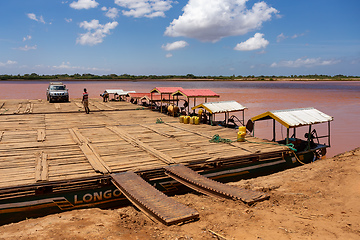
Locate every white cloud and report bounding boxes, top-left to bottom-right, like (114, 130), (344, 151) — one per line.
(291, 32), (305, 39)
(165, 0), (279, 42)
(39, 16), (45, 24)
(27, 13), (46, 23)
(161, 40), (188, 51)
(27, 13), (37, 21)
(77, 20), (118, 46)
(16, 45), (37, 51)
(234, 33), (269, 51)
(0, 60), (17, 67)
(23, 35), (32, 41)
(115, 0), (173, 18)
(51, 61), (110, 72)
(271, 57), (341, 68)
(276, 33), (287, 42)
(70, 0), (99, 10)
(65, 18), (73, 23)
(166, 53), (173, 58)
(102, 7), (119, 19)
(277, 32), (306, 42)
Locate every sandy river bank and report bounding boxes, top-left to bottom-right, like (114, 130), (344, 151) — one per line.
(1, 147), (359, 240)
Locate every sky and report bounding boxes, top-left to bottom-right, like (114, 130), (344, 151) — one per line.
(0, 0), (359, 76)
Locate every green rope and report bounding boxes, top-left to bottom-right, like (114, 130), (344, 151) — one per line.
(209, 134), (234, 144)
(156, 118), (164, 124)
(244, 139), (297, 152)
(209, 134), (297, 152)
(135, 107), (144, 110)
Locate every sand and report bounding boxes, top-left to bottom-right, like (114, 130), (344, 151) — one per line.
(1, 147), (359, 240)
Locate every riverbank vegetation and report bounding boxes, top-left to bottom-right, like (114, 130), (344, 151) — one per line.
(0, 73), (359, 81)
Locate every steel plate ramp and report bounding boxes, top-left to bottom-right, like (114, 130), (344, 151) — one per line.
(164, 164), (269, 204)
(111, 172), (199, 225)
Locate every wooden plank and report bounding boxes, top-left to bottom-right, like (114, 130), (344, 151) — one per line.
(35, 151), (48, 182)
(41, 152), (49, 181)
(107, 126), (175, 165)
(71, 128), (91, 144)
(68, 127), (112, 173)
(37, 128), (46, 142)
(68, 128), (81, 145)
(79, 144), (108, 173)
(111, 172), (199, 225)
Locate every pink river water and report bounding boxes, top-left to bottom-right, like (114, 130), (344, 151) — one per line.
(1, 80), (359, 158)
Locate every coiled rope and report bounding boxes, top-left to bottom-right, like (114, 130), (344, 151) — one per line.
(209, 134), (233, 143)
(156, 118), (164, 124)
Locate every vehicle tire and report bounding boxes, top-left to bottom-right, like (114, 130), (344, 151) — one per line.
(49, 98), (53, 103)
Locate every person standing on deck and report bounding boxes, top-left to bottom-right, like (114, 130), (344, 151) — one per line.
(82, 88), (90, 114)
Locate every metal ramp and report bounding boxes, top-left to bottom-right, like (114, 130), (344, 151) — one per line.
(164, 164), (269, 204)
(111, 172), (199, 225)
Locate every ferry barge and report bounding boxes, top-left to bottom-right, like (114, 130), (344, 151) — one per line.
(0, 99), (332, 225)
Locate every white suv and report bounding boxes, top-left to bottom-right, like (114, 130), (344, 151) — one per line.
(46, 82), (69, 102)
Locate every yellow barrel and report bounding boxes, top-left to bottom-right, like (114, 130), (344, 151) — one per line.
(194, 116), (200, 125)
(237, 131), (246, 142)
(184, 116), (190, 124)
(237, 126), (247, 142)
(198, 109), (203, 118)
(179, 115), (185, 123)
(190, 116), (196, 124)
(238, 126), (246, 132)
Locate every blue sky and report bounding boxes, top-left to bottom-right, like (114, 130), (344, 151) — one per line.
(0, 0), (359, 76)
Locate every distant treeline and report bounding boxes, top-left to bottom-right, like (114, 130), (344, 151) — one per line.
(0, 73), (359, 81)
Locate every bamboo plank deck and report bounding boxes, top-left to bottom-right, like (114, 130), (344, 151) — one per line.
(0, 99), (288, 189)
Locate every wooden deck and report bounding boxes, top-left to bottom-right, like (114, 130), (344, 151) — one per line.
(0, 99), (288, 189)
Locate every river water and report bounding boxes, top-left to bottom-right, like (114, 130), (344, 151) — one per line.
(1, 80), (359, 157)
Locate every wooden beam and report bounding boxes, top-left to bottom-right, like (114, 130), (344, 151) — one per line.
(35, 152), (48, 182)
(69, 127), (111, 173)
(79, 144), (109, 174)
(14, 103), (22, 114)
(140, 124), (175, 138)
(37, 128), (46, 142)
(107, 126), (175, 164)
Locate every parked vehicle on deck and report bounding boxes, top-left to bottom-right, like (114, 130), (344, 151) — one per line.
(46, 82), (69, 102)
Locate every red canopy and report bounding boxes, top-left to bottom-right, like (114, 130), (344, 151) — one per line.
(150, 87), (184, 94)
(172, 89), (219, 98)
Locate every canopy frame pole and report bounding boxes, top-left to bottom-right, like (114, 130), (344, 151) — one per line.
(328, 121), (331, 147)
(160, 93), (163, 113)
(187, 97), (190, 115)
(194, 98), (196, 114)
(242, 110), (245, 126)
(306, 125), (312, 150)
(253, 122), (255, 137)
(150, 92), (153, 110)
(286, 128), (289, 145)
(272, 119), (276, 142)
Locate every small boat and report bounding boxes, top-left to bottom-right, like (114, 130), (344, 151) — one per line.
(248, 107), (333, 164)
